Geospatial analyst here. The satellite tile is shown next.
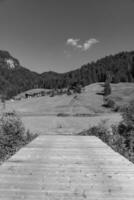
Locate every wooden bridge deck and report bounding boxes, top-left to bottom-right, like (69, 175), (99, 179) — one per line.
(0, 135), (134, 199)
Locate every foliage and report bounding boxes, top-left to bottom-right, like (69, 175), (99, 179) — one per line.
(121, 101), (134, 128)
(104, 82), (111, 96)
(0, 112), (37, 162)
(80, 101), (134, 163)
(104, 72), (112, 96)
(106, 99), (115, 108)
(0, 50), (134, 99)
(103, 97), (119, 112)
(67, 89), (72, 95)
(0, 112), (26, 138)
(88, 120), (112, 143)
(68, 82), (82, 94)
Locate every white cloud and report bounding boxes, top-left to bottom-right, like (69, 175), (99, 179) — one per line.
(66, 38), (99, 51)
(66, 38), (80, 47)
(83, 38), (99, 51)
(77, 44), (83, 49)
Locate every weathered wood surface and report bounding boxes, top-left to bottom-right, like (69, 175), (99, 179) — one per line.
(0, 135), (134, 199)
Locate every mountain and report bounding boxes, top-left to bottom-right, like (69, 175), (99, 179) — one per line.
(0, 51), (39, 98)
(0, 50), (134, 99)
(40, 51), (134, 89)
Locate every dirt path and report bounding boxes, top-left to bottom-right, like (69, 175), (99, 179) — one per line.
(0, 135), (134, 199)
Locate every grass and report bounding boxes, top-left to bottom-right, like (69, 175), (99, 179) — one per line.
(105, 83), (134, 110)
(21, 113), (121, 135)
(3, 83), (111, 116)
(1, 82), (134, 116)
(0, 83), (123, 135)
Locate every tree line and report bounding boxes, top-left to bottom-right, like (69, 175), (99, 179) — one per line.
(0, 50), (134, 99)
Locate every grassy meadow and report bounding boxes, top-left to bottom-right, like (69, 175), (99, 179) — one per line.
(0, 83), (129, 135)
(106, 83), (134, 110)
(2, 83), (109, 116)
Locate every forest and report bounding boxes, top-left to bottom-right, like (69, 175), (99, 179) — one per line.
(0, 50), (134, 99)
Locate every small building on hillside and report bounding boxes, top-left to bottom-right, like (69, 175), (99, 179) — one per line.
(14, 88), (49, 100)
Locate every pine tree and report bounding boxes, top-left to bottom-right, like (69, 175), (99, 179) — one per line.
(104, 71), (112, 96)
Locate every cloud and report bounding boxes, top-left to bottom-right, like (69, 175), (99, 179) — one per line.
(66, 38), (99, 51)
(66, 38), (80, 47)
(83, 38), (99, 51)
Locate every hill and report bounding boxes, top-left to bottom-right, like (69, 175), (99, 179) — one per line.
(0, 83), (124, 134)
(0, 51), (40, 99)
(105, 83), (134, 110)
(4, 82), (134, 116)
(2, 83), (115, 116)
(0, 50), (134, 99)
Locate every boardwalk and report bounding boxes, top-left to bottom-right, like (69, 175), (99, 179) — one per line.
(0, 135), (134, 199)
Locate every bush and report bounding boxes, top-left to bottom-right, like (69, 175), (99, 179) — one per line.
(0, 111), (37, 162)
(82, 120), (112, 143)
(106, 99), (115, 108)
(0, 112), (26, 138)
(80, 101), (134, 163)
(121, 101), (134, 128)
(104, 82), (111, 96)
(73, 85), (82, 93)
(67, 89), (72, 95)
(50, 90), (55, 97)
(105, 98), (119, 112)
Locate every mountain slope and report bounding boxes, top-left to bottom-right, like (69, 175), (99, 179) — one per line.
(0, 51), (40, 98)
(0, 50), (134, 99)
(40, 51), (134, 89)
(5, 83), (110, 116)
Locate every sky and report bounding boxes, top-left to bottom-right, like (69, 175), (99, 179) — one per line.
(0, 0), (134, 73)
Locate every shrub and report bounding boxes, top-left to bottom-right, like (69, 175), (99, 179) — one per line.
(73, 85), (82, 93)
(111, 124), (128, 155)
(106, 99), (115, 108)
(80, 102), (134, 163)
(0, 111), (37, 162)
(86, 120), (112, 144)
(67, 89), (72, 95)
(50, 90), (55, 97)
(121, 101), (134, 128)
(0, 111), (26, 139)
(104, 82), (111, 96)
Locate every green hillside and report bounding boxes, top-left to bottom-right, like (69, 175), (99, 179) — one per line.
(0, 50), (134, 99)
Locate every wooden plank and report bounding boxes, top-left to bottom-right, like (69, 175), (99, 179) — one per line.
(0, 135), (134, 199)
